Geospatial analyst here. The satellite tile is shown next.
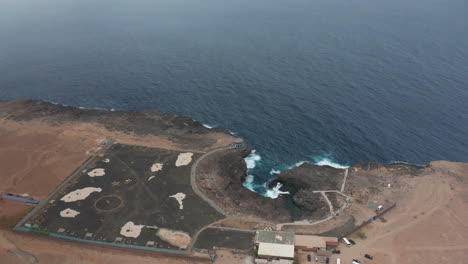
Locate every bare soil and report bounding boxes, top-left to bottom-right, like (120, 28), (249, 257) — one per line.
(334, 161), (468, 264)
(0, 99), (236, 264)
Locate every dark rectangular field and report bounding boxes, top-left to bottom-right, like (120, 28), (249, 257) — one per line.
(26, 143), (224, 250)
(193, 228), (254, 250)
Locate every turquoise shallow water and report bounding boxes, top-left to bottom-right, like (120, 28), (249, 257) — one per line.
(0, 0), (467, 193)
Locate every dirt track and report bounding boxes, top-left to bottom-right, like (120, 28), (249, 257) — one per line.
(1, 100), (467, 264)
(335, 161), (468, 264)
(0, 104), (236, 264)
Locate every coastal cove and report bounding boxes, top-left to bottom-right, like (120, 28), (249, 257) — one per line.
(1, 0), (467, 185)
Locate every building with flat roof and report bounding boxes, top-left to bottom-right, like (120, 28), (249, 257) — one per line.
(294, 235), (339, 251)
(254, 230), (295, 245)
(257, 242), (295, 260)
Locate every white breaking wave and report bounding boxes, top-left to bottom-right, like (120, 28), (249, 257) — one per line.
(244, 150), (261, 169)
(265, 182), (289, 199)
(202, 124), (214, 129)
(242, 175), (256, 192)
(269, 169), (281, 175)
(287, 161), (306, 170)
(313, 156), (349, 169)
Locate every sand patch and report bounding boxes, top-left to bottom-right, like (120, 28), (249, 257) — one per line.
(60, 187), (102, 202)
(120, 221), (145, 238)
(169, 193), (186, 210)
(175, 153), (193, 167)
(87, 168), (105, 177)
(60, 208), (80, 218)
(156, 228), (191, 249)
(151, 163), (163, 172)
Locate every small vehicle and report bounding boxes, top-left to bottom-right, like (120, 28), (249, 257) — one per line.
(342, 237), (351, 247)
(315, 255), (319, 262)
(326, 257), (330, 263)
(349, 239), (356, 245)
(352, 259), (361, 264)
(365, 254), (374, 260)
(332, 249), (341, 254)
(377, 205), (384, 211)
(321, 257), (325, 263)
(308, 254), (312, 261)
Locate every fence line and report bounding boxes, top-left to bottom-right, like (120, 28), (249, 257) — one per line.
(14, 140), (114, 229)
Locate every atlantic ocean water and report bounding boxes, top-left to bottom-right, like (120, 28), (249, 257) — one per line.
(1, 0), (467, 195)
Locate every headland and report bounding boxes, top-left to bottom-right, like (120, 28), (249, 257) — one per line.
(0, 99), (467, 264)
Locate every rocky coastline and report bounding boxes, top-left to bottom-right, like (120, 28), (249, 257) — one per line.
(1, 99), (465, 225)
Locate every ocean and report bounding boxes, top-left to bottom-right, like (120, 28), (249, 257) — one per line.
(1, 0), (467, 196)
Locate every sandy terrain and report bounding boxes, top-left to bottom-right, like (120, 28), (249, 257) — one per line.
(334, 161), (468, 264)
(0, 229), (209, 264)
(0, 100), (467, 264)
(213, 249), (253, 264)
(156, 228), (192, 249)
(0, 100), (236, 264)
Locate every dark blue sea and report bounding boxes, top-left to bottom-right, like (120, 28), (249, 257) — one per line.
(1, 0), (467, 195)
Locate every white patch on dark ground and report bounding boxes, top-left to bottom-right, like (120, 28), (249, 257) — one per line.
(60, 187), (102, 202)
(87, 168), (105, 177)
(175, 153), (193, 167)
(169, 193), (186, 209)
(60, 208), (80, 218)
(120, 221), (145, 238)
(151, 163), (163, 172)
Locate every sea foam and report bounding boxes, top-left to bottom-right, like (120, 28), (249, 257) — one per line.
(264, 182), (289, 199)
(244, 150), (261, 169)
(312, 155), (349, 169)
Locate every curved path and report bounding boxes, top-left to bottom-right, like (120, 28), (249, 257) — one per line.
(276, 168), (351, 230)
(190, 146), (353, 236)
(190, 146), (232, 217)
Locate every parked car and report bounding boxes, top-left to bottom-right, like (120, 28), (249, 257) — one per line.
(308, 254), (312, 261)
(321, 257), (325, 263)
(315, 255), (319, 262)
(365, 254), (374, 260)
(352, 259), (361, 264)
(326, 257), (330, 263)
(349, 239), (356, 245)
(332, 249), (341, 254)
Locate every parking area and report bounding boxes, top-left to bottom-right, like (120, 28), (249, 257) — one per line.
(194, 228), (254, 250)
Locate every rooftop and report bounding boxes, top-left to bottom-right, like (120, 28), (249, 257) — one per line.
(255, 230), (295, 245)
(294, 235), (338, 249)
(257, 242), (295, 259)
